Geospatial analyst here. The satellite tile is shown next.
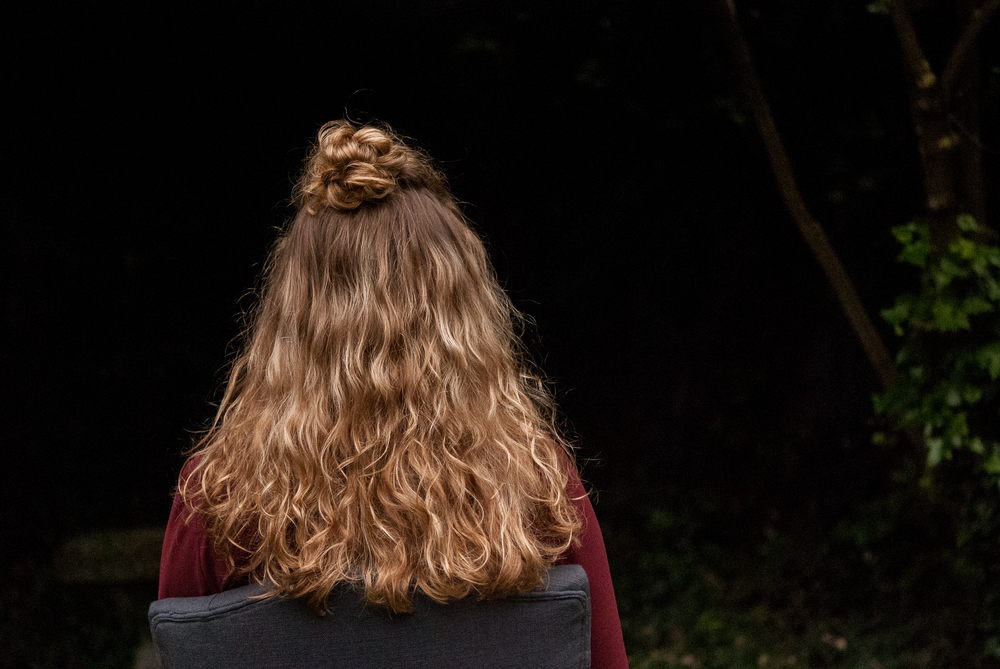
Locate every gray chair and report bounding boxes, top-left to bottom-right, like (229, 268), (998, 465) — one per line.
(148, 564), (591, 668)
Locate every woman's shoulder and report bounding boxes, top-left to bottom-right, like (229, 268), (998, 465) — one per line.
(158, 455), (230, 599)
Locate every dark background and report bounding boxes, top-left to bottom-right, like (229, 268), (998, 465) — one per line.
(2, 0), (998, 664)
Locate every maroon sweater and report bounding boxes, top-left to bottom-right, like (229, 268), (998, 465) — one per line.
(159, 462), (628, 669)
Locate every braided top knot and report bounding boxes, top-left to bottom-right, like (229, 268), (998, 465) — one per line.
(296, 120), (438, 214)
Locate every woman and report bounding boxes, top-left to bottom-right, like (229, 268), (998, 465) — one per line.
(158, 120), (627, 667)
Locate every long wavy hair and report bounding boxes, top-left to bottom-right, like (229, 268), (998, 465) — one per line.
(180, 120), (581, 614)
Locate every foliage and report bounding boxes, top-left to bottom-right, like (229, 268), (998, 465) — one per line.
(616, 216), (1000, 668)
(613, 496), (1000, 668)
(874, 215), (1000, 481)
(865, 0), (891, 15)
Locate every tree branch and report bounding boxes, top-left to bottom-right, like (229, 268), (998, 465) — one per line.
(942, 0), (999, 96)
(889, 0), (937, 90)
(710, 0), (898, 390)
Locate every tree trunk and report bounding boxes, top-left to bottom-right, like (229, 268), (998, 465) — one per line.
(891, 0), (997, 242)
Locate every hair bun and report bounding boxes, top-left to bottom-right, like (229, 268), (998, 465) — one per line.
(297, 121), (413, 213)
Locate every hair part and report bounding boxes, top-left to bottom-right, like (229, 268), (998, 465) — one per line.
(181, 120), (580, 614)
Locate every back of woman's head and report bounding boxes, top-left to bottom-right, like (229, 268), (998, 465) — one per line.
(294, 120), (450, 213)
(183, 120), (580, 614)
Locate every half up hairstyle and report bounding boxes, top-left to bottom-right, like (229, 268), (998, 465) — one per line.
(181, 120), (581, 614)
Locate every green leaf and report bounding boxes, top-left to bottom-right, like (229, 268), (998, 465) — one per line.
(986, 247), (1000, 268)
(963, 386), (983, 404)
(926, 436), (944, 467)
(971, 246), (1000, 277)
(891, 223), (915, 244)
(936, 258), (969, 285)
(933, 300), (970, 331)
(892, 222), (931, 267)
(899, 240), (931, 268)
(947, 411), (969, 444)
(962, 295), (995, 316)
(984, 277), (1000, 301)
(951, 237), (977, 260)
(983, 446), (1000, 475)
(881, 298), (914, 334)
(866, 0), (890, 14)
(956, 214), (980, 233)
(977, 343), (1000, 379)
(945, 387), (962, 407)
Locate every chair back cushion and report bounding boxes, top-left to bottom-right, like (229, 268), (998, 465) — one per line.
(148, 564), (590, 669)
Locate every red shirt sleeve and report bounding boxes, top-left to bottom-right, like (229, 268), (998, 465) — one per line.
(157, 461), (230, 600)
(558, 465), (629, 669)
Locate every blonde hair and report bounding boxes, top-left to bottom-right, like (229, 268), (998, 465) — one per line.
(181, 120), (581, 614)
